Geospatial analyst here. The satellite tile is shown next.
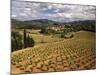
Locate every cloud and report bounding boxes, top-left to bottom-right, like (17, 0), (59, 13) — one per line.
(11, 0), (96, 22)
(12, 14), (17, 18)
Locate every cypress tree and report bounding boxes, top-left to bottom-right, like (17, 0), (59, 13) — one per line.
(12, 32), (18, 50)
(29, 36), (35, 47)
(23, 29), (27, 48)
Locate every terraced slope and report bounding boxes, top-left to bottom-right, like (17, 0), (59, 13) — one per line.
(11, 31), (96, 74)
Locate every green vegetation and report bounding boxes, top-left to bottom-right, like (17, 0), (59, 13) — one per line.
(23, 29), (27, 48)
(11, 31), (23, 51)
(11, 29), (35, 52)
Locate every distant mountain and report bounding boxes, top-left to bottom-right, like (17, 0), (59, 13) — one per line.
(12, 19), (23, 25)
(23, 19), (59, 26)
(25, 19), (57, 23)
(12, 19), (59, 26)
(64, 20), (96, 26)
(11, 18), (95, 29)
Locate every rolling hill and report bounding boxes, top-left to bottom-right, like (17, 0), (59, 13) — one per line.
(11, 31), (96, 74)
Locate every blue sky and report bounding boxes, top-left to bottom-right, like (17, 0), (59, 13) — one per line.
(11, 0), (96, 22)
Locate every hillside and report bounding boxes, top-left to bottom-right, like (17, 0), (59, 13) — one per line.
(11, 31), (96, 74)
(11, 19), (95, 29)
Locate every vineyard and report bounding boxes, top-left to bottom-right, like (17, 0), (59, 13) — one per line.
(11, 31), (96, 74)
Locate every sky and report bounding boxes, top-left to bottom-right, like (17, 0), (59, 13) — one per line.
(11, 0), (96, 22)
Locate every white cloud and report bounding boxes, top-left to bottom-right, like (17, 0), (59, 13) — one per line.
(53, 9), (60, 13)
(25, 8), (31, 11)
(11, 1), (96, 22)
(47, 5), (52, 10)
(19, 13), (27, 16)
(12, 14), (17, 18)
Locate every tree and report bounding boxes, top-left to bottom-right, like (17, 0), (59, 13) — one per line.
(23, 29), (27, 48)
(26, 35), (35, 47)
(11, 31), (23, 51)
(40, 27), (46, 33)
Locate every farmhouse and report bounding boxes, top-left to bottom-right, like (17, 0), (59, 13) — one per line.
(47, 25), (65, 31)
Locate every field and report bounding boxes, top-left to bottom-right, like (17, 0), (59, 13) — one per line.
(11, 30), (96, 74)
